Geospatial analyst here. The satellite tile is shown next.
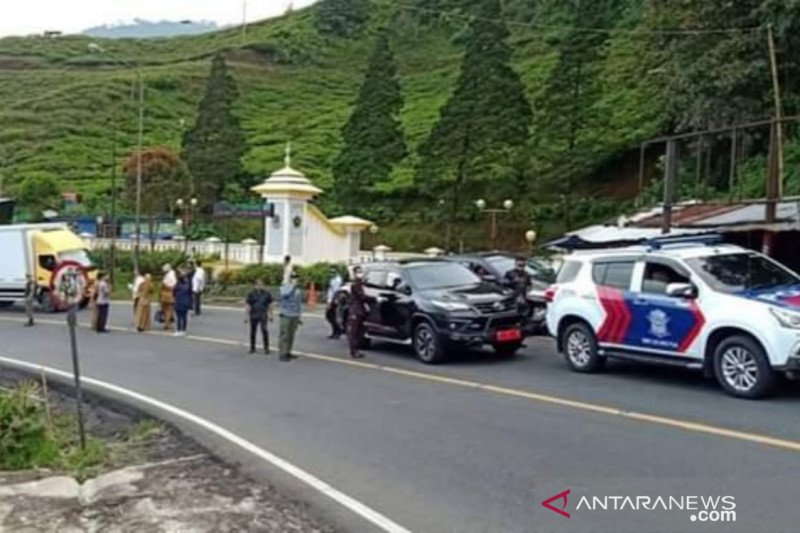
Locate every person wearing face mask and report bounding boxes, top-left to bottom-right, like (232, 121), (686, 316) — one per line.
(346, 265), (370, 359)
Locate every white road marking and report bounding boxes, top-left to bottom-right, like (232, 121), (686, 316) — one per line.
(0, 355), (411, 533)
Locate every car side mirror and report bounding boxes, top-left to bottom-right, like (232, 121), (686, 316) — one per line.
(666, 282), (696, 299)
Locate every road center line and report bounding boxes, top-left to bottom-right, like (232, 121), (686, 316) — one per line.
(3, 315), (800, 454)
(0, 353), (411, 533)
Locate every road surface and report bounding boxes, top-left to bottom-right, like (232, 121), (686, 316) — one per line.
(1, 303), (799, 533)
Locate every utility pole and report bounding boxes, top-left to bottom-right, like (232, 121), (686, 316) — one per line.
(767, 24), (784, 197)
(134, 74), (144, 271)
(662, 139), (678, 235)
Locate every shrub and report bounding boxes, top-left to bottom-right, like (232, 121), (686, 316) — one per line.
(0, 382), (59, 469)
(89, 249), (190, 275)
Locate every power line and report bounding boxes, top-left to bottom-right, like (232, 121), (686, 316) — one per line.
(391, 2), (766, 36)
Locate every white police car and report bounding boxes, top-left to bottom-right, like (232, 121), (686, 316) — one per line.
(546, 236), (800, 398)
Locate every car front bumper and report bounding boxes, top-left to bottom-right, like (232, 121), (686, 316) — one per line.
(435, 312), (523, 345)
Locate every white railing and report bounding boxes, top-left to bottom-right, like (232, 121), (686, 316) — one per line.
(84, 237), (424, 266)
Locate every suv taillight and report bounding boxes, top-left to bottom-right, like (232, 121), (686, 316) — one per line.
(544, 286), (557, 303)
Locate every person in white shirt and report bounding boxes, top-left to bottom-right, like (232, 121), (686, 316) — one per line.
(325, 270), (343, 339)
(192, 260), (206, 316)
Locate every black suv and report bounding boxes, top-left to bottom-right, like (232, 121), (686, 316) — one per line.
(448, 253), (556, 335)
(338, 260), (525, 363)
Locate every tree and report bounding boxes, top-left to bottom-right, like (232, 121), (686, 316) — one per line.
(415, 0), (532, 242)
(123, 148), (190, 246)
(533, 0), (624, 192)
(332, 31), (407, 213)
(651, 0), (800, 132)
(15, 173), (62, 220)
(182, 54), (247, 202)
(315, 0), (371, 38)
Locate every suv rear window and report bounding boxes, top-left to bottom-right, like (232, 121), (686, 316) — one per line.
(556, 261), (582, 283)
(592, 261), (634, 290)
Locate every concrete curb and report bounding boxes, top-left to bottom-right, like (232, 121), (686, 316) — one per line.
(0, 356), (410, 533)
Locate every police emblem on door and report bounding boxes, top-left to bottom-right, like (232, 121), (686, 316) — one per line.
(647, 309), (670, 339)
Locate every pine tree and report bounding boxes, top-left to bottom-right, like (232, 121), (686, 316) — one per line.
(533, 0), (623, 189)
(332, 31), (407, 213)
(182, 54), (247, 202)
(315, 0), (371, 39)
(415, 0), (532, 235)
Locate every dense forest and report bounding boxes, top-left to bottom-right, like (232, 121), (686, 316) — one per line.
(1, 0), (799, 249)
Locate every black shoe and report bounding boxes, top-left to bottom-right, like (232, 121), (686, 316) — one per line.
(264, 349), (270, 355)
(248, 349), (256, 354)
(24, 322), (34, 327)
(327, 334), (336, 339)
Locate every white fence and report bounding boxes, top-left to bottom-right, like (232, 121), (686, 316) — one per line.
(84, 237), (425, 266)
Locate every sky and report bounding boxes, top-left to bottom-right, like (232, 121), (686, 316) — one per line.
(0, 0), (319, 37)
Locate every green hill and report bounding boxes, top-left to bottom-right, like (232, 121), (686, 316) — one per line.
(1, 0), (795, 247)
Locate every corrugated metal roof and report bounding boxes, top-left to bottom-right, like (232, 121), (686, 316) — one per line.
(631, 200), (800, 229)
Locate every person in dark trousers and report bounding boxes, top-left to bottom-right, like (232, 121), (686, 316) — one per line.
(95, 272), (111, 333)
(173, 272), (193, 337)
(503, 257), (532, 317)
(192, 260), (206, 316)
(279, 271), (303, 362)
(346, 266), (370, 359)
(24, 273), (35, 327)
(325, 269), (344, 339)
(245, 279), (273, 354)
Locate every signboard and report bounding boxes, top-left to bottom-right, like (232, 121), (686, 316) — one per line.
(50, 261), (88, 307)
(213, 201), (273, 219)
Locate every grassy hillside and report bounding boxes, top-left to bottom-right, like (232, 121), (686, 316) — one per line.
(0, 0), (667, 244)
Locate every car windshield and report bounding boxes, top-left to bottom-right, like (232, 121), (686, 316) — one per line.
(485, 256), (555, 283)
(58, 249), (93, 267)
(406, 262), (481, 290)
(686, 252), (800, 293)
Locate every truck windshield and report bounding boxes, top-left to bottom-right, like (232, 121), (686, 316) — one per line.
(686, 252), (800, 293)
(406, 263), (481, 290)
(58, 249), (93, 268)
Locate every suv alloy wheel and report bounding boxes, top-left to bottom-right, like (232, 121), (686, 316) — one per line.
(713, 335), (775, 399)
(562, 322), (605, 372)
(414, 321), (446, 364)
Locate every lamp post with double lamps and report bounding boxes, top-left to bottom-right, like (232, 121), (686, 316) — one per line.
(88, 42), (145, 270)
(175, 197), (198, 253)
(476, 198), (514, 250)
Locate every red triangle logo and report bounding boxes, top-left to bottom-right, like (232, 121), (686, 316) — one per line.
(542, 489), (571, 518)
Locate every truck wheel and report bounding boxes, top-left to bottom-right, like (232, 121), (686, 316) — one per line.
(714, 335), (775, 399)
(414, 322), (446, 364)
(494, 341), (523, 357)
(562, 322), (604, 373)
(39, 291), (57, 313)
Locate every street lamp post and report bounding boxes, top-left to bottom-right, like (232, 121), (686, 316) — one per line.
(88, 43), (144, 270)
(476, 198), (514, 250)
(525, 229), (538, 257)
(176, 197), (197, 254)
(370, 225), (379, 261)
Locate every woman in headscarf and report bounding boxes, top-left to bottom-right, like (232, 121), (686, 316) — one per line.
(135, 274), (153, 332)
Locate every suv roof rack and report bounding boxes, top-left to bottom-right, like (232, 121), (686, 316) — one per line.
(642, 233), (723, 251)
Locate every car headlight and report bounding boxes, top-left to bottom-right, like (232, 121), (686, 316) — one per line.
(431, 300), (472, 312)
(769, 307), (800, 329)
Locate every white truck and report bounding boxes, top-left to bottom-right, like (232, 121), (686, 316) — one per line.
(0, 223), (95, 311)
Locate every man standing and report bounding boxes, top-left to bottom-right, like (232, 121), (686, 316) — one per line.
(245, 279), (273, 354)
(131, 268), (145, 320)
(346, 265), (369, 359)
(160, 264), (177, 330)
(278, 271), (303, 362)
(325, 269), (343, 339)
(95, 272), (111, 333)
(192, 260), (206, 316)
(24, 273), (35, 327)
(503, 257), (532, 317)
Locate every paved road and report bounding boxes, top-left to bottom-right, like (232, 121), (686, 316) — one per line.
(1, 303), (799, 533)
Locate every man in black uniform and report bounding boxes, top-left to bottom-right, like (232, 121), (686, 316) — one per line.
(503, 257), (532, 318)
(245, 279), (273, 354)
(346, 266), (369, 359)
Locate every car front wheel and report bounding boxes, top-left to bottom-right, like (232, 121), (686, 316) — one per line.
(562, 322), (604, 373)
(414, 322), (446, 364)
(714, 335), (775, 399)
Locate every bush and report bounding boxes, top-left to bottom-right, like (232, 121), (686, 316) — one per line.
(89, 249), (190, 276)
(214, 262), (349, 290)
(0, 382), (59, 469)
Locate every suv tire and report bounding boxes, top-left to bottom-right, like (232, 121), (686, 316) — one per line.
(562, 322), (604, 373)
(713, 335), (775, 399)
(414, 322), (446, 364)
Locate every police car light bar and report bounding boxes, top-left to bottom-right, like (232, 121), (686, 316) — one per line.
(644, 233), (724, 251)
